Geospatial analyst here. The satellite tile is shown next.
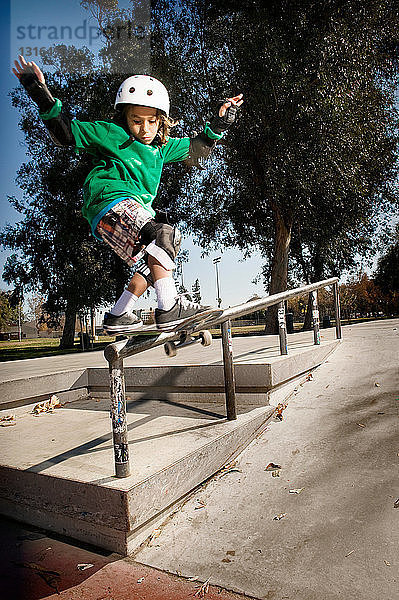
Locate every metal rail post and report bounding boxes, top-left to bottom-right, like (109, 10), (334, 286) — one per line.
(221, 320), (237, 420)
(277, 301), (288, 355)
(333, 282), (342, 339)
(109, 358), (130, 478)
(311, 291), (321, 345)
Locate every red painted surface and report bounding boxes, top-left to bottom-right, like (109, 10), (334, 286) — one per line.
(0, 517), (253, 600)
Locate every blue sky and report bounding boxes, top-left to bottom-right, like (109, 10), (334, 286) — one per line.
(1, 0), (266, 309)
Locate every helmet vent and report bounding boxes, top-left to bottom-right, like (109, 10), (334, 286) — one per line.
(147, 89), (153, 95)
(129, 87), (135, 93)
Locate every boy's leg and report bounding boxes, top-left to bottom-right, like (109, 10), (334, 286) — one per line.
(109, 272), (148, 316)
(147, 255), (213, 329)
(147, 256), (178, 311)
(97, 199), (154, 332)
(127, 272), (148, 296)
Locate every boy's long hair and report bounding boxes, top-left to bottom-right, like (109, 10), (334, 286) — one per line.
(156, 111), (178, 146)
(113, 105), (178, 146)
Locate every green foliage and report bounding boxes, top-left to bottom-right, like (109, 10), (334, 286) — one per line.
(374, 225), (399, 294)
(0, 291), (20, 331)
(191, 278), (201, 303)
(151, 0), (399, 294)
(1, 46), (131, 345)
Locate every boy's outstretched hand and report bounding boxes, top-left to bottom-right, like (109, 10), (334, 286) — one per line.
(12, 55), (45, 84)
(219, 94), (244, 117)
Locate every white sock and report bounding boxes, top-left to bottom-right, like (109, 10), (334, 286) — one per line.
(154, 277), (177, 311)
(110, 290), (138, 316)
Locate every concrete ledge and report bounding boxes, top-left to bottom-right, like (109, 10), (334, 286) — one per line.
(0, 404), (274, 554)
(0, 341), (340, 409)
(0, 369), (88, 410)
(0, 337), (341, 554)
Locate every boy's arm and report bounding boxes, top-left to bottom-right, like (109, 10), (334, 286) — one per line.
(13, 55), (75, 147)
(184, 94), (243, 169)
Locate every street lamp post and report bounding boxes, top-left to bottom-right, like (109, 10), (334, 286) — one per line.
(213, 257), (222, 308)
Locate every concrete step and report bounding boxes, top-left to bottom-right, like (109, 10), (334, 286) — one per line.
(0, 340), (340, 409)
(0, 397), (275, 554)
(0, 339), (340, 555)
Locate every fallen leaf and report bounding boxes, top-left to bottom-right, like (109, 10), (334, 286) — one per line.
(148, 528), (161, 545)
(219, 460), (242, 477)
(77, 563), (94, 571)
(226, 550), (236, 556)
(274, 403), (287, 421)
(273, 513), (287, 521)
(32, 395), (62, 415)
(265, 463), (281, 471)
(222, 558), (231, 563)
(0, 414), (16, 426)
(194, 577), (211, 597)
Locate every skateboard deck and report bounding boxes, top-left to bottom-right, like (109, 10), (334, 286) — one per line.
(121, 308), (224, 337)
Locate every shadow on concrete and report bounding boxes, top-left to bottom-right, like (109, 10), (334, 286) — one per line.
(25, 394), (260, 475)
(0, 515), (118, 600)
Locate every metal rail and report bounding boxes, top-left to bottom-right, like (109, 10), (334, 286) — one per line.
(104, 277), (341, 477)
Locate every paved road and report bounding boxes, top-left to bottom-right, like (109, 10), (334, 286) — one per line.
(134, 319), (399, 599)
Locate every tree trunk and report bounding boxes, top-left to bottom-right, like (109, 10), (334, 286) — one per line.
(303, 298), (313, 330)
(264, 205), (292, 334)
(60, 302), (76, 349)
(302, 254), (324, 330)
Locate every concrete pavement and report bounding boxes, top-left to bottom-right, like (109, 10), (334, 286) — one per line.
(0, 327), (339, 381)
(133, 319), (399, 599)
(0, 320), (397, 599)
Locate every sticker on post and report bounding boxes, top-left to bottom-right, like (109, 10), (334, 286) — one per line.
(277, 307), (286, 328)
(114, 443), (129, 464)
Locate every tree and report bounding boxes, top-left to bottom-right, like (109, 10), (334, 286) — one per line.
(0, 291), (19, 332)
(1, 46), (131, 347)
(374, 225), (399, 314)
(151, 0), (399, 331)
(374, 227), (399, 295)
(191, 278), (202, 303)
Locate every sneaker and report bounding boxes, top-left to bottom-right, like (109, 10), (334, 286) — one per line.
(103, 311), (143, 333)
(155, 296), (213, 330)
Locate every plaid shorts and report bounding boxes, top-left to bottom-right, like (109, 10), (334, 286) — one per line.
(96, 198), (153, 267)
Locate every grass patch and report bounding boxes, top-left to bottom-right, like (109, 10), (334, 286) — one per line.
(1, 316), (392, 362)
(0, 336), (116, 362)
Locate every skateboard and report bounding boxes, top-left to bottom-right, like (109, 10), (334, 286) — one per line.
(116, 308), (224, 357)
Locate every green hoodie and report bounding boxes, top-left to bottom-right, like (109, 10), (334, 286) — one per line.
(40, 99), (222, 237)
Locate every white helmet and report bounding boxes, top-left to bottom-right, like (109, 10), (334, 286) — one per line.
(114, 75), (170, 116)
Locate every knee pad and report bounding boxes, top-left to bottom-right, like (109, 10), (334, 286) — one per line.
(139, 220), (181, 270)
(135, 259), (154, 287)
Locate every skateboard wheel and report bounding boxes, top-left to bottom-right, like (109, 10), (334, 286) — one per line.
(164, 341), (177, 357)
(199, 330), (212, 346)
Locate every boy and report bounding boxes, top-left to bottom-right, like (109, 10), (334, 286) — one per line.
(13, 55), (243, 332)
